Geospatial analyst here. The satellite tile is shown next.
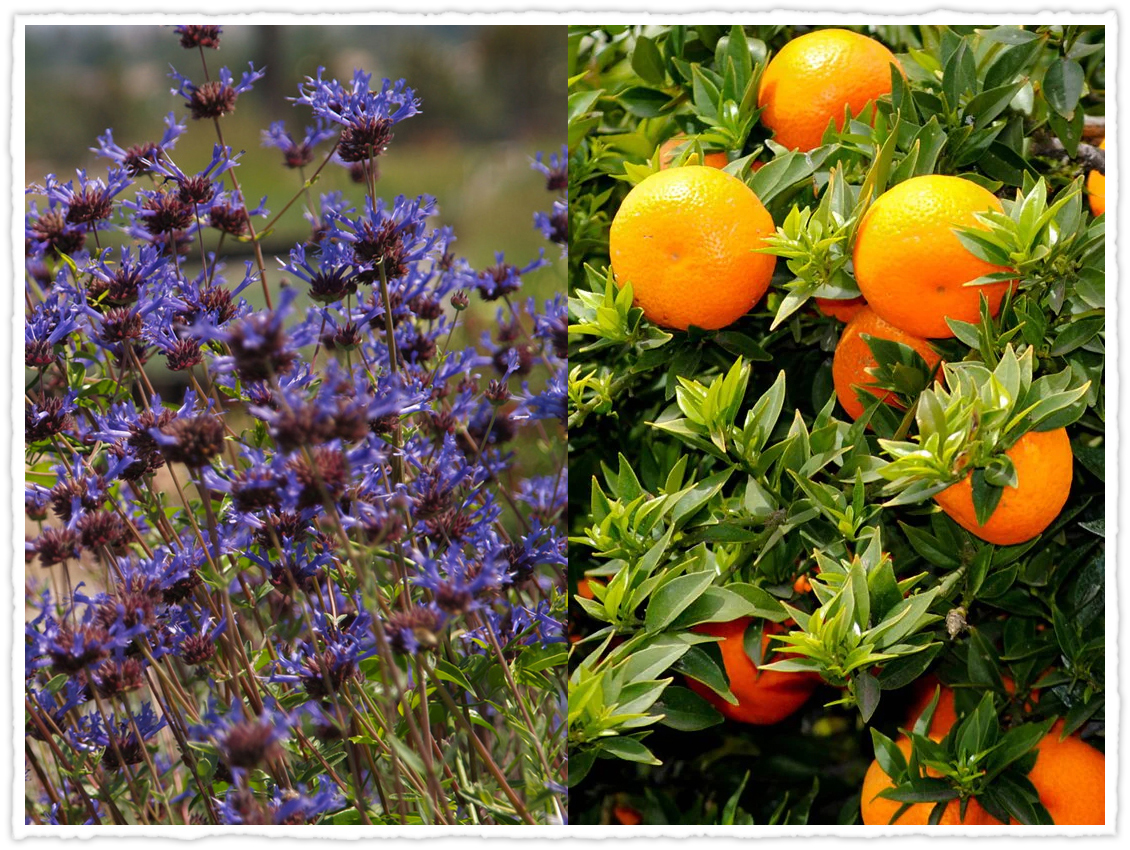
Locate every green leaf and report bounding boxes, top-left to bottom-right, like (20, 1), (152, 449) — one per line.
(983, 718), (1055, 782)
(598, 734), (662, 764)
(669, 586), (761, 630)
(870, 728), (908, 781)
(721, 771), (751, 825)
(619, 86), (673, 118)
(727, 582), (790, 621)
(955, 692), (998, 758)
(967, 628), (1006, 692)
(569, 750), (596, 791)
(942, 40), (976, 107)
(977, 26), (1042, 45)
(965, 82), (1024, 130)
(1043, 57), (1085, 117)
(1049, 315), (1104, 356)
(867, 558), (904, 622)
(900, 522), (963, 570)
(433, 659), (476, 695)
(856, 671), (881, 723)
(673, 643), (737, 704)
(749, 147), (830, 206)
(722, 25), (754, 90)
(970, 469), (1005, 527)
(655, 685), (725, 731)
(877, 643), (943, 690)
(620, 639), (691, 682)
(645, 570), (716, 633)
(877, 777), (959, 804)
(691, 65), (721, 121)
(984, 38), (1045, 90)
(631, 35), (666, 85)
(568, 89), (601, 123)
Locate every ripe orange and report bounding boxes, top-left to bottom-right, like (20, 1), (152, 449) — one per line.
(904, 678), (961, 739)
(815, 296), (867, 322)
(1087, 139), (1105, 217)
(853, 175), (1015, 339)
(933, 427), (1073, 545)
(894, 694), (1102, 825)
(832, 306), (941, 421)
(658, 135), (729, 170)
(609, 166), (777, 330)
(904, 676), (1039, 739)
(758, 28), (902, 152)
(686, 618), (819, 725)
(861, 737), (1002, 825)
(1027, 722), (1105, 825)
(576, 578), (596, 600)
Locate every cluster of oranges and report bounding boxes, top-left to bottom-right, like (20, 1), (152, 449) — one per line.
(598, 27), (1103, 827)
(860, 679), (1105, 825)
(610, 28), (1082, 549)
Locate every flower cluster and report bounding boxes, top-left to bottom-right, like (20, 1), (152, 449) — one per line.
(25, 26), (566, 827)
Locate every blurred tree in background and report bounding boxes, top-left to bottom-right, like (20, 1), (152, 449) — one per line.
(25, 24), (566, 269)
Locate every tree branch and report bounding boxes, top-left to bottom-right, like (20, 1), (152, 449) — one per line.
(1030, 134), (1105, 175)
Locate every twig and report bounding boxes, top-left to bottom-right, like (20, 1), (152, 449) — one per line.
(1030, 134), (1105, 175)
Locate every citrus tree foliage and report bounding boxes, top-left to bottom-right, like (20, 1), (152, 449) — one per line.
(567, 24), (1104, 826)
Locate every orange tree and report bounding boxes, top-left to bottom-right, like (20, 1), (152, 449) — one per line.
(567, 24), (1105, 825)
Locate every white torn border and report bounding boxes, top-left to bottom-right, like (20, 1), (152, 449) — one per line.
(1, 1), (1122, 845)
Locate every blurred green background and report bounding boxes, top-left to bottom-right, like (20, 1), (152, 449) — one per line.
(25, 24), (565, 275)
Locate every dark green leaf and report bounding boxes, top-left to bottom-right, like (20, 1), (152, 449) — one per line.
(984, 719), (1055, 781)
(985, 39), (1045, 92)
(942, 40), (976, 107)
(673, 643), (737, 704)
(856, 671), (881, 723)
(1044, 57), (1085, 117)
(567, 748), (597, 787)
(967, 628), (1006, 692)
(965, 82), (1024, 130)
(656, 686), (725, 731)
(900, 522), (962, 570)
(870, 728), (908, 780)
(1049, 315), (1104, 356)
(877, 778), (959, 804)
(970, 469), (1005, 527)
(877, 643), (943, 690)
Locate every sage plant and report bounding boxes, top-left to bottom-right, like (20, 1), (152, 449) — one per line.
(24, 24), (567, 826)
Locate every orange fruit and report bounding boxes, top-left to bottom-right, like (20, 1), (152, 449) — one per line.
(609, 166), (777, 330)
(933, 427), (1073, 545)
(758, 29), (902, 152)
(612, 805), (643, 825)
(658, 135), (730, 170)
(904, 678), (961, 739)
(1027, 722), (1105, 825)
(686, 618), (819, 725)
(576, 578), (596, 600)
(904, 676), (1040, 740)
(832, 306), (941, 421)
(861, 737), (1002, 825)
(1087, 139), (1105, 217)
(815, 296), (867, 322)
(853, 175), (1015, 339)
